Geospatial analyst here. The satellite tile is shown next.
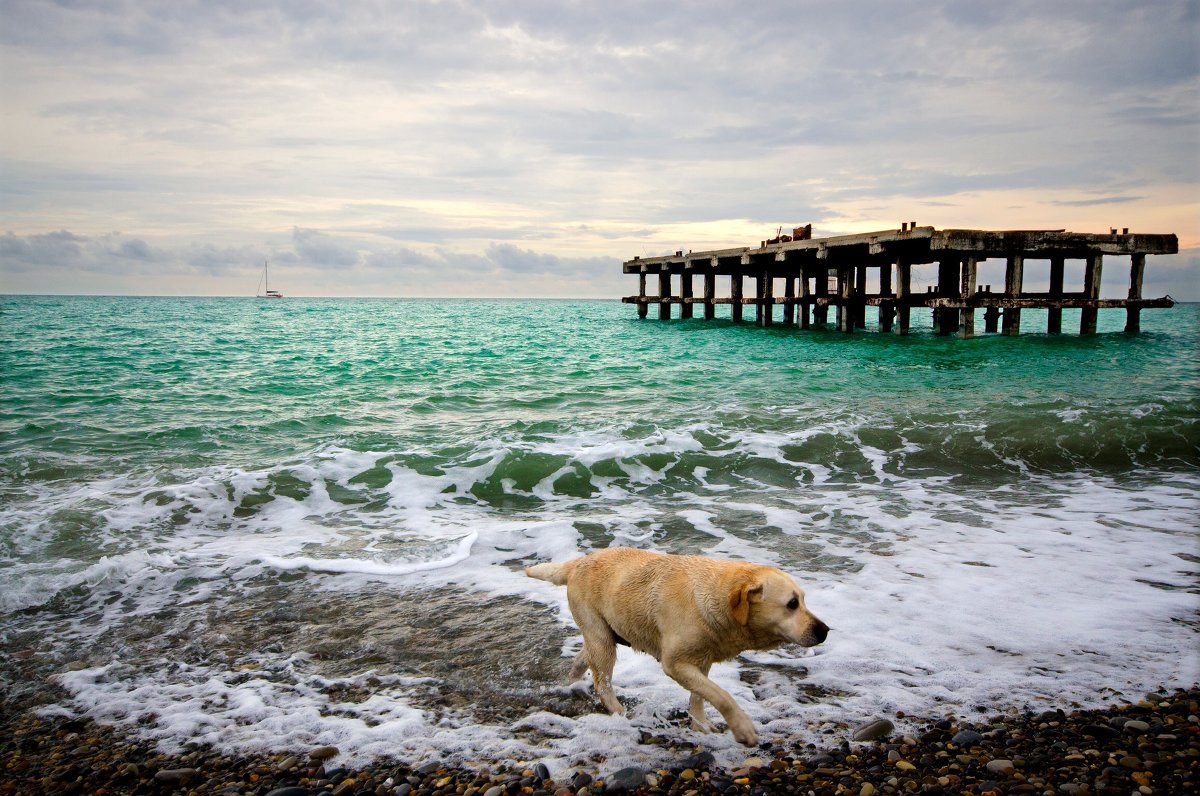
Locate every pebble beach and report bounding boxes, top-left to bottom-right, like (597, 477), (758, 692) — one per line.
(3, 682), (1196, 796)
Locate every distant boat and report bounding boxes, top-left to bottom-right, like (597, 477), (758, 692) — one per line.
(256, 260), (284, 299)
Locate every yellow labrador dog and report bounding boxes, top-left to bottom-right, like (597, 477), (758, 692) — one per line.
(525, 547), (829, 746)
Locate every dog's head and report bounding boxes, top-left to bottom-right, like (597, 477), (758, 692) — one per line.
(730, 567), (829, 647)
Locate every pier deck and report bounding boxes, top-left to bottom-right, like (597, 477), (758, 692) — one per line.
(622, 226), (1178, 336)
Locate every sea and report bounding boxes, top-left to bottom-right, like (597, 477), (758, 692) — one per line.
(1, 295), (1197, 775)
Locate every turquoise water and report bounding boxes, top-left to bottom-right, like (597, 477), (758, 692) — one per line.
(1, 296), (1197, 770)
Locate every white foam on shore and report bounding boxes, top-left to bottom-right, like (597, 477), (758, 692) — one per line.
(8, 425), (1199, 775)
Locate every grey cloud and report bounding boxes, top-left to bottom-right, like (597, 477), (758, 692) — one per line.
(292, 227), (361, 268)
(1052, 195), (1144, 207)
(0, 230), (166, 274)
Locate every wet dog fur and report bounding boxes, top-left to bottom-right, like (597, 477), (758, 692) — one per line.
(525, 547), (829, 746)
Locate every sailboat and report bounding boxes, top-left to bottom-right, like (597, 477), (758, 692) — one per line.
(256, 260), (284, 299)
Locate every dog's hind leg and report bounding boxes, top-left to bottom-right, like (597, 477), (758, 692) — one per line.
(567, 649), (589, 683)
(687, 663), (717, 733)
(570, 600), (624, 715)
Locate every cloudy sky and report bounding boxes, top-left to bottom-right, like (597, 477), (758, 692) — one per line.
(1, 0), (1197, 298)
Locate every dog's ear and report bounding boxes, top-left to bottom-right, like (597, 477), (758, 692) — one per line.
(729, 580), (764, 626)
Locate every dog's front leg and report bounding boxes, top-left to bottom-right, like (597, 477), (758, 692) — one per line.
(663, 657), (757, 746)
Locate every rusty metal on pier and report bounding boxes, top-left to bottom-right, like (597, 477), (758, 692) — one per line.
(622, 226), (1178, 336)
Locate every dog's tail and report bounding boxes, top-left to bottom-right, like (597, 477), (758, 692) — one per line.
(524, 557), (581, 586)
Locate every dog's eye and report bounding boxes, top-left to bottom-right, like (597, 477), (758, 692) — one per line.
(786, 596), (799, 610)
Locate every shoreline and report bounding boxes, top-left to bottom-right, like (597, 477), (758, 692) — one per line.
(2, 685), (1195, 795)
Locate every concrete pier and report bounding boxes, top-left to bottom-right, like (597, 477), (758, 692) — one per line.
(623, 227), (1177, 337)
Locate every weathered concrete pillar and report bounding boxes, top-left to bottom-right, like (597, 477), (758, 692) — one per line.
(1126, 253), (1145, 333)
(937, 258), (960, 335)
(855, 265), (868, 328)
(680, 269), (694, 319)
(783, 276), (795, 325)
(799, 271), (811, 329)
(838, 267), (854, 333)
(638, 270), (648, 319)
(1002, 255), (1024, 336)
(760, 270), (774, 327)
(730, 273), (744, 323)
(1047, 256), (1064, 334)
(959, 255), (978, 339)
(813, 268), (829, 326)
(703, 270), (715, 321)
(984, 305), (1000, 333)
(1081, 253), (1103, 334)
(658, 271), (671, 320)
(879, 259), (894, 331)
(896, 257), (911, 335)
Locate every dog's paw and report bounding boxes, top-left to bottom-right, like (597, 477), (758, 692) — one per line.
(690, 716), (716, 734)
(731, 724), (759, 747)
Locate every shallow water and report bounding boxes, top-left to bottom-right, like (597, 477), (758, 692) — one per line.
(1, 296), (1197, 773)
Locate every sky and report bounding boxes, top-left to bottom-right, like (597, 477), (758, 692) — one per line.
(1, 0), (1197, 298)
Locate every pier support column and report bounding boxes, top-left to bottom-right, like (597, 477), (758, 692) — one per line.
(783, 276), (795, 325)
(703, 271), (715, 321)
(879, 261), (894, 332)
(1126, 253), (1145, 333)
(1081, 253), (1103, 334)
(730, 274), (744, 323)
(680, 270), (694, 319)
(658, 272), (671, 320)
(936, 258), (960, 336)
(1002, 255), (1024, 336)
(958, 256), (978, 339)
(799, 271), (811, 329)
(895, 257), (911, 335)
(984, 305), (999, 333)
(759, 270), (774, 327)
(1047, 256), (1064, 334)
(838, 267), (854, 333)
(855, 266), (868, 328)
(813, 269), (829, 326)
(637, 270), (648, 319)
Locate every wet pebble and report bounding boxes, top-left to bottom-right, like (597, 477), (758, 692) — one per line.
(852, 719), (895, 742)
(310, 745), (340, 762)
(606, 766), (646, 791)
(952, 729), (984, 746)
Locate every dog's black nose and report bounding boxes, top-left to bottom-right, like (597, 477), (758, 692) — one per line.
(812, 619), (829, 643)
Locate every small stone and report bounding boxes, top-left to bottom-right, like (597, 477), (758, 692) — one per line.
(952, 730), (984, 746)
(1124, 720), (1150, 733)
(276, 756), (301, 772)
(680, 768), (696, 781)
(861, 784), (876, 796)
(853, 719), (895, 742)
(678, 751), (715, 770)
(416, 761), (441, 775)
(1120, 756), (1142, 770)
(741, 756), (765, 769)
(1081, 723), (1120, 739)
(985, 759), (1015, 776)
(154, 768), (199, 783)
(894, 760), (916, 771)
(266, 789), (312, 796)
(332, 780), (356, 796)
(572, 772), (593, 789)
(483, 787), (504, 796)
(310, 746), (340, 761)
(534, 762), (550, 781)
(606, 766), (646, 791)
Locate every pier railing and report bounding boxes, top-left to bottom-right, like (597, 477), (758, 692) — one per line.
(622, 227), (1178, 336)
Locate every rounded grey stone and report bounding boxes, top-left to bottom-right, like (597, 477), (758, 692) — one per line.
(851, 718), (895, 742)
